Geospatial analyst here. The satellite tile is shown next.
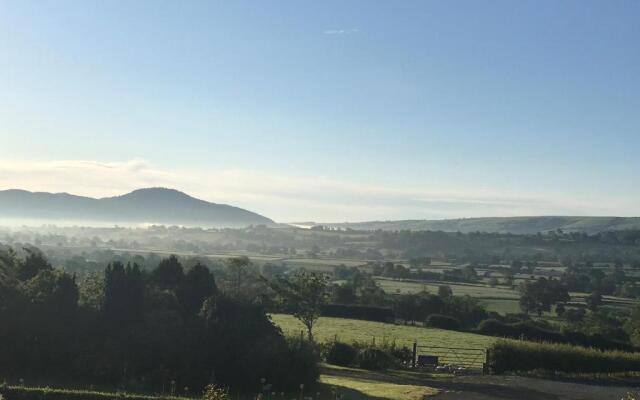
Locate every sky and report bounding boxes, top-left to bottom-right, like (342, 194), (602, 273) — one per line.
(1, 0), (639, 222)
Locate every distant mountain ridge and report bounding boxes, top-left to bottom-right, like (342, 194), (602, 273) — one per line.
(322, 216), (640, 235)
(0, 188), (274, 227)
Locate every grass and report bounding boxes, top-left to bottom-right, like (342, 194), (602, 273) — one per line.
(374, 278), (520, 299)
(319, 365), (437, 400)
(0, 385), (189, 400)
(272, 314), (496, 366)
(479, 299), (522, 314)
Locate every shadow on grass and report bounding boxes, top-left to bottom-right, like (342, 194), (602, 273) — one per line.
(320, 365), (560, 400)
(318, 382), (389, 400)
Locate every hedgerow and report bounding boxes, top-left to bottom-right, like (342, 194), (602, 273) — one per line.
(489, 339), (640, 374)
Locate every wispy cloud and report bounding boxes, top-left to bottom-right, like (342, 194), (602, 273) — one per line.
(0, 158), (636, 222)
(323, 28), (359, 35)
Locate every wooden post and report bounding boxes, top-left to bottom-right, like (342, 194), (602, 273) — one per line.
(412, 342), (417, 369)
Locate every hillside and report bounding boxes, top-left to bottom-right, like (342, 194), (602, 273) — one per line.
(323, 216), (640, 234)
(0, 188), (274, 227)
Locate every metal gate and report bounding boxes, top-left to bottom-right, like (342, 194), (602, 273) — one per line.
(414, 344), (487, 372)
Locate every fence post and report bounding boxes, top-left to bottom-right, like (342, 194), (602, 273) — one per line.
(412, 341), (417, 369)
(483, 348), (491, 375)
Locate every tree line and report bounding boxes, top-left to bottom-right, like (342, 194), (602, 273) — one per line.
(0, 247), (317, 394)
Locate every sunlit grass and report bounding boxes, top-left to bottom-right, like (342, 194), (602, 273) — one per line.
(271, 313), (496, 350)
(319, 364), (437, 400)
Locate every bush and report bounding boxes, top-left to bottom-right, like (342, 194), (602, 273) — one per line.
(425, 314), (461, 331)
(489, 340), (640, 374)
(476, 318), (635, 352)
(321, 304), (395, 322)
(324, 342), (358, 366)
(357, 348), (393, 370)
(203, 384), (229, 400)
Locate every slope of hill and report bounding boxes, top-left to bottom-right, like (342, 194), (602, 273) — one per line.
(0, 188), (274, 227)
(324, 216), (640, 234)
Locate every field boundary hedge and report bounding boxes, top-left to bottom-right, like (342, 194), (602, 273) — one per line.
(476, 318), (636, 352)
(489, 340), (640, 374)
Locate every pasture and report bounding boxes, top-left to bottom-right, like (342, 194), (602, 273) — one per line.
(374, 278), (519, 299)
(271, 314), (496, 353)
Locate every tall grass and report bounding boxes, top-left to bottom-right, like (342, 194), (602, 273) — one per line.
(0, 385), (189, 400)
(489, 339), (640, 374)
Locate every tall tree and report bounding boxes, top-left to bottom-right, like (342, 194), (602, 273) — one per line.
(152, 255), (184, 290)
(271, 270), (328, 342)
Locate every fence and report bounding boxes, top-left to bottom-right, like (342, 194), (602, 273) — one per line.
(414, 343), (487, 371)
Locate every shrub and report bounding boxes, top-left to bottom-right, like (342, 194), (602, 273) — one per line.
(425, 314), (461, 331)
(324, 342), (358, 366)
(476, 318), (635, 352)
(357, 348), (393, 370)
(489, 340), (640, 374)
(388, 346), (413, 365)
(202, 384), (229, 400)
(321, 304), (395, 322)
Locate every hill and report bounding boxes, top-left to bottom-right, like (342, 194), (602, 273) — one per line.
(0, 188), (274, 227)
(323, 216), (640, 234)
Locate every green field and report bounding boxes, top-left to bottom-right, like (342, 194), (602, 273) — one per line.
(375, 278), (519, 299)
(272, 314), (496, 351)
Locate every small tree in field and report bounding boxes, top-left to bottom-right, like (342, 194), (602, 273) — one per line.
(272, 270), (328, 342)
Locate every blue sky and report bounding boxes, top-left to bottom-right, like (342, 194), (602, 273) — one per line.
(1, 1), (639, 221)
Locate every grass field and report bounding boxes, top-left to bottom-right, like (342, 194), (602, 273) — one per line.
(319, 365), (437, 400)
(374, 278), (520, 299)
(272, 314), (496, 350)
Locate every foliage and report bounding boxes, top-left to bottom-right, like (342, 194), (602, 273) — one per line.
(424, 314), (461, 331)
(270, 270), (328, 341)
(0, 247), (318, 393)
(323, 342), (359, 366)
(357, 348), (393, 370)
(321, 303), (394, 322)
(476, 318), (633, 351)
(202, 384), (229, 400)
(272, 314), (495, 368)
(489, 339), (640, 374)
(624, 304), (640, 346)
(519, 278), (569, 315)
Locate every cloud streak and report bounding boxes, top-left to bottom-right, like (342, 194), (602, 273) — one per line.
(323, 28), (359, 35)
(0, 158), (637, 222)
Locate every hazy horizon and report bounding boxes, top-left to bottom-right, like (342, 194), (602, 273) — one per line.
(2, 1), (639, 221)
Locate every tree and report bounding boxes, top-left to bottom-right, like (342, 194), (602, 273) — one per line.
(519, 278), (569, 316)
(438, 285), (453, 299)
(226, 256), (251, 297)
(271, 270), (328, 342)
(586, 291), (603, 311)
(462, 265), (478, 282)
(625, 305), (640, 346)
(19, 247), (52, 281)
(152, 255), (184, 290)
(395, 294), (418, 323)
(180, 263), (217, 314)
(331, 284), (356, 304)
